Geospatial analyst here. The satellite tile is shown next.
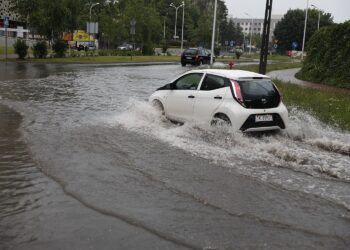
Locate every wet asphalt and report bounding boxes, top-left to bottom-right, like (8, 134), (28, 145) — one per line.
(0, 62), (349, 250)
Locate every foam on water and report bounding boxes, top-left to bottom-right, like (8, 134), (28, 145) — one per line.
(109, 99), (350, 209)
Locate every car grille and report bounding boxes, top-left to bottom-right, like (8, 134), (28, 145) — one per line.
(240, 113), (285, 131)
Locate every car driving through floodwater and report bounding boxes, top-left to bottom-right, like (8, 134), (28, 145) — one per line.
(149, 69), (288, 132)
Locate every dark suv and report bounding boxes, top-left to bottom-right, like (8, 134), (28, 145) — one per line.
(181, 47), (214, 66)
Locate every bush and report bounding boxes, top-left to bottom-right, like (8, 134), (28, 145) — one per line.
(235, 50), (242, 59)
(161, 41), (168, 54)
(298, 21), (350, 88)
(214, 47), (220, 57)
(52, 40), (67, 57)
(33, 41), (48, 59)
(142, 42), (154, 55)
(13, 39), (29, 59)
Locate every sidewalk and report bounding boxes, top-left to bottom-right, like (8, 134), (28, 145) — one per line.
(267, 68), (350, 94)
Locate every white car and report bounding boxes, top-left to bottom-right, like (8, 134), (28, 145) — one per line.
(149, 69), (288, 132)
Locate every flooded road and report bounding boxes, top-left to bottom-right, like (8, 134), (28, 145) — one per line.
(0, 62), (349, 249)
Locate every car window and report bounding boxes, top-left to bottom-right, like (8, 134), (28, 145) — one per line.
(184, 49), (198, 55)
(174, 73), (203, 90)
(200, 74), (228, 91)
(238, 79), (277, 96)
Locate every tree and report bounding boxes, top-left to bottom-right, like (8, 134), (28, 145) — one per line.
(298, 21), (350, 88)
(11, 0), (233, 53)
(274, 9), (333, 53)
(220, 18), (243, 47)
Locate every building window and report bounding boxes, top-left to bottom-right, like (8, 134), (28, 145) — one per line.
(245, 28), (248, 31)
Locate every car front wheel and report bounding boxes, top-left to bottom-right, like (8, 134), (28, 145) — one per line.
(152, 100), (165, 116)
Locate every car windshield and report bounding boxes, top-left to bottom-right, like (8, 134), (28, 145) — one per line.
(184, 49), (198, 55)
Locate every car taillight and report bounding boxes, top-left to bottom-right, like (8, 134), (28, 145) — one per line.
(231, 80), (245, 106)
(273, 84), (283, 102)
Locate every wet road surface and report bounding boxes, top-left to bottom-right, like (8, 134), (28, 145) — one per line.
(0, 62), (350, 249)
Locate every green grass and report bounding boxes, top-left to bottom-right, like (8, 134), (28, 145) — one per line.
(274, 79), (350, 131)
(241, 54), (292, 62)
(0, 46), (15, 54)
(235, 63), (302, 73)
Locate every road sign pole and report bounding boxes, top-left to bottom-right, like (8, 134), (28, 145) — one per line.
(4, 16), (9, 62)
(5, 26), (7, 62)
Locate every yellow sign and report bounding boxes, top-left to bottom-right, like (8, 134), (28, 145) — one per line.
(73, 30), (93, 42)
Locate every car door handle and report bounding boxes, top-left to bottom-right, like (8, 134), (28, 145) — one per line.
(188, 95), (195, 99)
(214, 96), (222, 99)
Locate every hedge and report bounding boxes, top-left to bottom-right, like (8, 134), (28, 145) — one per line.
(298, 21), (350, 88)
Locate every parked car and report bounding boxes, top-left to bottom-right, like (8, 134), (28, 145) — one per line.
(149, 69), (288, 132)
(117, 43), (133, 50)
(181, 47), (215, 66)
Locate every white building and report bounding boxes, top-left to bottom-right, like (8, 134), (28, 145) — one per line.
(232, 15), (283, 36)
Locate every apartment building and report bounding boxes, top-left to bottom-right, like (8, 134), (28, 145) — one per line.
(232, 15), (283, 36)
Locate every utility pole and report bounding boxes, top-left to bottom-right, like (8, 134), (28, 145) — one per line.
(181, 1), (185, 53)
(210, 0), (218, 65)
(259, 0), (273, 74)
(301, 0), (309, 60)
(311, 4), (320, 30)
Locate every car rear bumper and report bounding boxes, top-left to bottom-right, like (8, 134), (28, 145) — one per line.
(240, 113), (286, 131)
(221, 102), (289, 132)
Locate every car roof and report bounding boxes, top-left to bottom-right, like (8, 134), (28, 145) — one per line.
(184, 69), (269, 80)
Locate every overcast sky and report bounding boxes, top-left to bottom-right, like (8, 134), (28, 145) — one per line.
(225, 0), (349, 23)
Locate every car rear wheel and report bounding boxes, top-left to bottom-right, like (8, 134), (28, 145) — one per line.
(181, 63), (186, 66)
(210, 113), (231, 127)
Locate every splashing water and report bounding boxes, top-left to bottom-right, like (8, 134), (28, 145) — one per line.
(109, 99), (350, 209)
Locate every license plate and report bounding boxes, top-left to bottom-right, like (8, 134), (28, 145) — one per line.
(255, 114), (273, 122)
(186, 56), (192, 59)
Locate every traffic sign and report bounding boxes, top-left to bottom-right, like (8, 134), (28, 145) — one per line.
(273, 44), (278, 49)
(225, 40), (228, 46)
(292, 41), (298, 49)
(4, 16), (10, 28)
(230, 40), (235, 47)
(130, 18), (136, 35)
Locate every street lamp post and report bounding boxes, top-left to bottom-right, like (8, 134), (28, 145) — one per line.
(210, 0), (218, 65)
(311, 4), (320, 30)
(89, 3), (100, 48)
(180, 1), (185, 53)
(245, 12), (253, 54)
(170, 2), (184, 40)
(301, 0), (309, 60)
